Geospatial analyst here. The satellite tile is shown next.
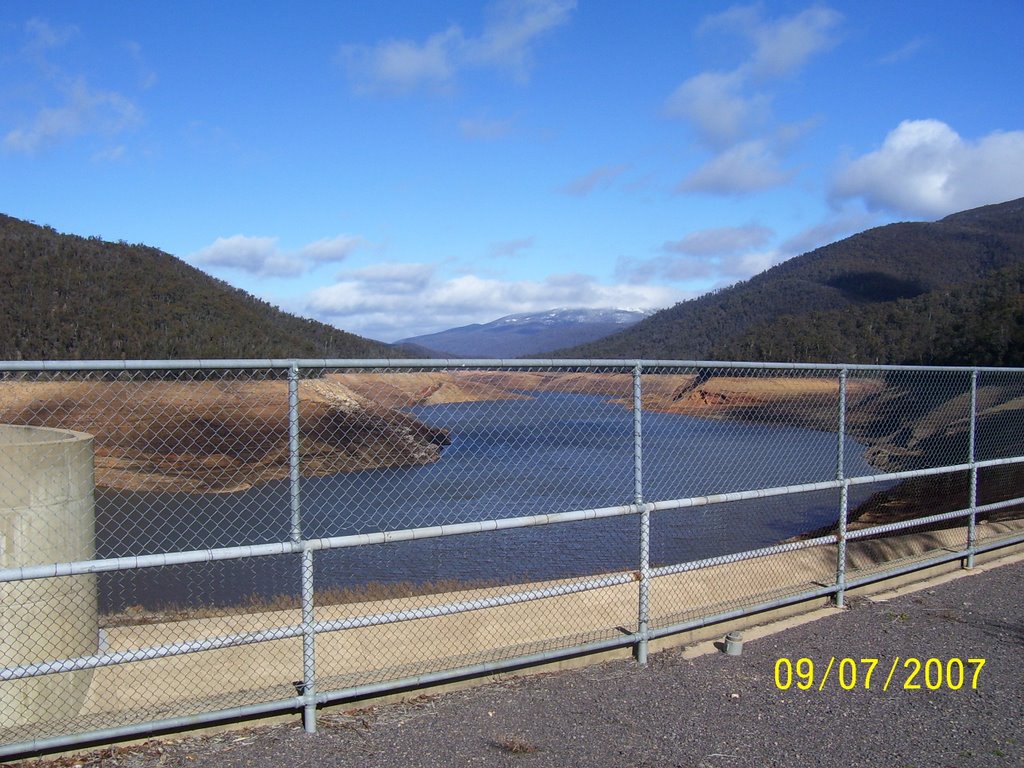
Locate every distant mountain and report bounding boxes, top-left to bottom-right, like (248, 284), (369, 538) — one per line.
(555, 198), (1024, 365)
(397, 308), (653, 358)
(0, 214), (400, 360)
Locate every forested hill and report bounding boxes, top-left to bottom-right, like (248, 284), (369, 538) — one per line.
(555, 197), (1024, 365)
(0, 214), (399, 360)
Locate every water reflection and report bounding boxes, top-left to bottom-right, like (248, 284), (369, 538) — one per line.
(96, 393), (876, 612)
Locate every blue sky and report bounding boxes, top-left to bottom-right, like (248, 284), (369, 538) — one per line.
(2, 2), (1024, 342)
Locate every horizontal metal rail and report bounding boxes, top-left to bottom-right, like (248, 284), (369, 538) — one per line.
(8, 498), (1021, 683)
(3, 358), (1024, 373)
(1, 573), (637, 682)
(975, 531), (1024, 553)
(0, 631), (643, 761)
(649, 584), (841, 640)
(648, 531), (1024, 641)
(313, 631), (643, 707)
(845, 497), (1024, 540)
(649, 534), (839, 579)
(5, 457), (1024, 585)
(0, 624), (305, 680)
(0, 541), (302, 583)
(0, 697), (304, 760)
(313, 572), (637, 634)
(843, 549), (973, 590)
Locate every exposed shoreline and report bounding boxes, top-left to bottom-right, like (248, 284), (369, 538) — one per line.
(2, 372), (1021, 529)
(0, 377), (459, 493)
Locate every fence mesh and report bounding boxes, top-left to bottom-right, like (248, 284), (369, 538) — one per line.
(1, 361), (1023, 755)
(975, 369), (1024, 545)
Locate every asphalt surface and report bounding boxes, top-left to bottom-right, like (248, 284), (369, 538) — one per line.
(12, 555), (1023, 768)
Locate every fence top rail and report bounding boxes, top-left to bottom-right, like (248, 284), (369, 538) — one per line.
(2, 358), (1024, 374)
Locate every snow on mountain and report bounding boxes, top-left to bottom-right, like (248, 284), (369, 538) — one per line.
(395, 308), (653, 358)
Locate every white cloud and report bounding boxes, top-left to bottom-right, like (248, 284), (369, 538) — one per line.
(621, 209), (884, 291)
(664, 71), (766, 149)
(463, 0), (577, 81)
(490, 237), (535, 258)
(877, 37), (926, 66)
(191, 235), (303, 277)
(616, 220), (786, 288)
(731, 249), (781, 277)
(306, 265), (679, 340)
(300, 235), (363, 263)
(676, 140), (792, 194)
(92, 144), (127, 163)
(339, 27), (462, 94)
(830, 119), (1024, 217)
(745, 6), (842, 79)
(24, 18), (78, 52)
(191, 233), (363, 277)
(617, 248), (784, 288)
(459, 116), (515, 140)
(125, 41), (158, 90)
(3, 77), (141, 154)
(778, 210), (881, 256)
(663, 224), (774, 256)
(667, 4), (842, 196)
(335, 263), (436, 295)
(4, 21), (145, 154)
(338, 0), (575, 94)
(560, 164), (629, 196)
(697, 4), (841, 78)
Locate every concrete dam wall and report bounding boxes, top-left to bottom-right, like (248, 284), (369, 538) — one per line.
(0, 425), (96, 728)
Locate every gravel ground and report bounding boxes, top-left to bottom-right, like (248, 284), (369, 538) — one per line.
(11, 556), (1023, 768)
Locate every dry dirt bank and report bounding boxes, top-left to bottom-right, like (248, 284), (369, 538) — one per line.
(2, 371), (1020, 511)
(323, 372), (529, 408)
(0, 372), (529, 494)
(0, 378), (449, 493)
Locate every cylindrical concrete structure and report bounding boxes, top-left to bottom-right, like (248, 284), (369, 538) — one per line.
(0, 425), (97, 729)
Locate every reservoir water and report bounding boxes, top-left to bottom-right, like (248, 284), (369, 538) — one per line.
(96, 392), (878, 613)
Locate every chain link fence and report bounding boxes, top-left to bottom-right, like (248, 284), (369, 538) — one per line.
(1, 359), (1023, 756)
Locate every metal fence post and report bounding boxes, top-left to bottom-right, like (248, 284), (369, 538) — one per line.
(289, 364), (302, 544)
(967, 369), (979, 569)
(634, 364), (650, 665)
(835, 368), (848, 608)
(288, 363), (317, 733)
(300, 547), (316, 732)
